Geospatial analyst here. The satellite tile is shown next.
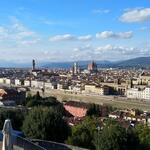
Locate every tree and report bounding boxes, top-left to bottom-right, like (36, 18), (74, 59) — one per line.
(22, 107), (70, 142)
(134, 124), (150, 150)
(25, 93), (62, 108)
(96, 123), (128, 150)
(126, 127), (140, 150)
(0, 108), (26, 130)
(35, 91), (42, 100)
(66, 117), (98, 149)
(86, 104), (101, 117)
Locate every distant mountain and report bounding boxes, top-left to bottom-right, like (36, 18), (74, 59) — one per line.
(0, 56), (150, 68)
(42, 57), (150, 69)
(115, 57), (150, 68)
(42, 60), (112, 69)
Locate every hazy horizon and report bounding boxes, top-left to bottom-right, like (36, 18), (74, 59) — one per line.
(0, 56), (150, 68)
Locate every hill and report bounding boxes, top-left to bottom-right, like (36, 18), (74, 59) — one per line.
(42, 57), (150, 69)
(115, 57), (150, 68)
(42, 60), (112, 69)
(0, 56), (150, 69)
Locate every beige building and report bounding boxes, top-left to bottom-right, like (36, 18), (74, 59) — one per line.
(31, 80), (44, 89)
(69, 85), (82, 93)
(57, 83), (69, 90)
(0, 78), (11, 85)
(15, 79), (21, 86)
(4, 78), (11, 85)
(99, 82), (127, 95)
(0, 78), (4, 84)
(44, 82), (57, 89)
(24, 80), (31, 87)
(138, 73), (150, 85)
(84, 84), (109, 95)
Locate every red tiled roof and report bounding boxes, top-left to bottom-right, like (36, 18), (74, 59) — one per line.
(64, 101), (89, 109)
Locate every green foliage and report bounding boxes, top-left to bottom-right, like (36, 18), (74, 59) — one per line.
(25, 91), (41, 105)
(103, 118), (119, 126)
(22, 106), (70, 142)
(87, 104), (117, 117)
(106, 105), (117, 113)
(0, 108), (26, 130)
(134, 124), (150, 150)
(86, 104), (100, 117)
(66, 117), (98, 149)
(126, 127), (140, 150)
(97, 123), (127, 150)
(26, 94), (66, 116)
(26, 92), (62, 108)
(35, 91), (42, 100)
(66, 114), (150, 150)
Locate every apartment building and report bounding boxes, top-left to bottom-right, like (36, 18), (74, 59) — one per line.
(31, 80), (44, 89)
(127, 87), (150, 100)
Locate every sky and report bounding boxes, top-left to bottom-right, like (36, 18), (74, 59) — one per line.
(0, 0), (150, 63)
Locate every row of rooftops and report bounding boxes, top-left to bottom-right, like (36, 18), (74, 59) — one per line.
(64, 100), (150, 127)
(0, 67), (145, 86)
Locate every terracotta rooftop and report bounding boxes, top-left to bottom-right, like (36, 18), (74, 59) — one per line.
(64, 101), (89, 109)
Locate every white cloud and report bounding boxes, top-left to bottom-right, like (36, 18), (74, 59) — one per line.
(49, 34), (93, 42)
(49, 31), (133, 43)
(120, 8), (150, 23)
(0, 17), (39, 45)
(21, 39), (40, 45)
(93, 9), (110, 14)
(73, 44), (92, 52)
(49, 34), (76, 42)
(1, 16), (150, 62)
(95, 45), (150, 58)
(139, 26), (149, 31)
(71, 44), (150, 61)
(95, 44), (114, 51)
(16, 31), (35, 39)
(96, 31), (133, 39)
(77, 35), (92, 41)
(0, 26), (9, 40)
(95, 45), (137, 53)
(0, 26), (7, 33)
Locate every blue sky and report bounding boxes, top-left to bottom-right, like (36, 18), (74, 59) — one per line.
(0, 0), (150, 63)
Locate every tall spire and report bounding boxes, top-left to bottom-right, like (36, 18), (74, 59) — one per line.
(32, 59), (35, 70)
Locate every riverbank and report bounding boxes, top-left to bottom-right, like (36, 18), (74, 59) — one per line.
(29, 88), (150, 112)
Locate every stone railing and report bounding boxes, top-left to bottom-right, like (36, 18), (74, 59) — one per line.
(32, 139), (88, 150)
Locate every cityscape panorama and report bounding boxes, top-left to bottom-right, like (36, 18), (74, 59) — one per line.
(0, 0), (150, 150)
